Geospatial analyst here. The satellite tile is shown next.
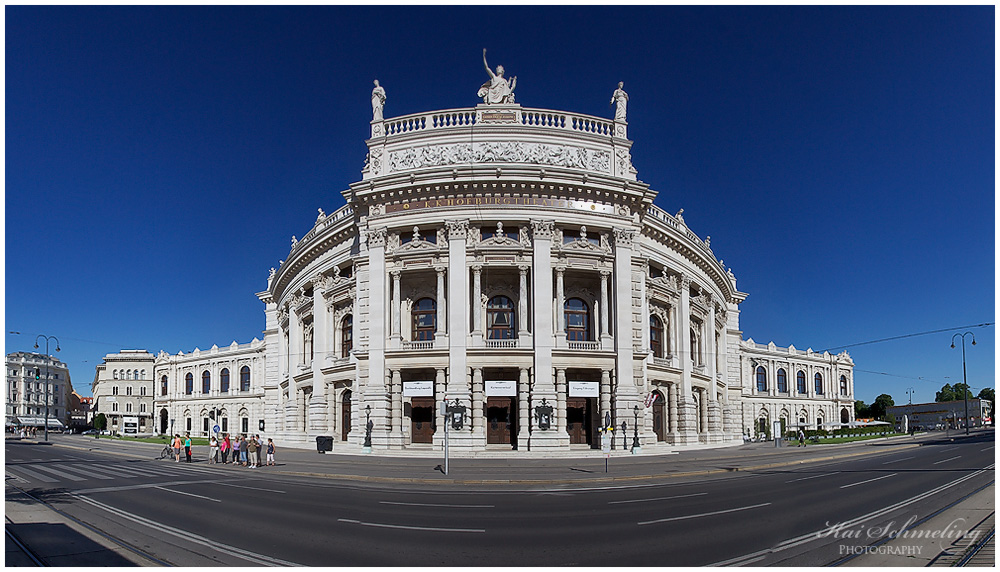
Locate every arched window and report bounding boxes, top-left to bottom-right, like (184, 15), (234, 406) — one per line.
(796, 371), (806, 394)
(650, 316), (664, 358)
(814, 373), (823, 395)
(220, 368), (230, 393)
(412, 298), (436, 341)
(840, 375), (848, 395)
(240, 366), (251, 392)
(134, 369), (139, 380)
(113, 369), (118, 380)
(126, 386), (132, 396)
(185, 373), (193, 395)
(756, 366), (767, 392)
(341, 315), (353, 357)
(202, 371), (211, 394)
(487, 296), (515, 339)
(565, 298), (590, 341)
(160, 375), (168, 396)
(126, 370), (132, 380)
(777, 369), (788, 393)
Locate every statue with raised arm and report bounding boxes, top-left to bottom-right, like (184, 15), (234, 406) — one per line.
(478, 49), (517, 105)
(611, 81), (628, 121)
(371, 79), (386, 121)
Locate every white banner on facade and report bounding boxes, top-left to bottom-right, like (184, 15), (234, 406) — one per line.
(402, 381), (434, 397)
(568, 381), (599, 397)
(485, 380), (517, 396)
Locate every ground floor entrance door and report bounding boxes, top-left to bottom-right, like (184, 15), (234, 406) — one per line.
(159, 409), (168, 435)
(652, 391), (666, 441)
(486, 396), (516, 447)
(341, 390), (352, 441)
(410, 397), (435, 443)
(566, 397), (597, 447)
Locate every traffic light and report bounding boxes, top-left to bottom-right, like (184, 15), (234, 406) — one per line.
(209, 410), (215, 420)
(34, 369), (40, 381)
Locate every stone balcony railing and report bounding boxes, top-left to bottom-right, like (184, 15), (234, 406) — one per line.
(381, 107), (615, 139)
(484, 339), (519, 349)
(401, 340), (434, 351)
(567, 340), (601, 351)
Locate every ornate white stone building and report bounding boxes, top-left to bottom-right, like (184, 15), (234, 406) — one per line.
(6, 351), (72, 430)
(91, 350), (156, 435)
(148, 66), (854, 452)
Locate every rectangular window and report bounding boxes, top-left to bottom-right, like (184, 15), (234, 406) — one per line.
(140, 403), (146, 413)
(222, 417), (228, 432)
(140, 386), (146, 396)
(127, 386), (132, 396)
(186, 418), (192, 431)
(241, 417), (248, 433)
(203, 417), (209, 433)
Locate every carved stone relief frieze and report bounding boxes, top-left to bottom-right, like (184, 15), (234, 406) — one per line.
(530, 220), (555, 241)
(446, 219), (469, 240)
(387, 142), (612, 175)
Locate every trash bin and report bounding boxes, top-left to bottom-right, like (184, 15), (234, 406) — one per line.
(316, 435), (334, 453)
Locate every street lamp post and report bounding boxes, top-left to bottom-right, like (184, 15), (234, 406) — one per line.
(632, 405), (641, 453)
(951, 332), (976, 436)
(33, 335), (61, 442)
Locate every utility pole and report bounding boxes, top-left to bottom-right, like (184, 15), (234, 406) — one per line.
(34, 335), (61, 442)
(951, 332), (976, 435)
(906, 387), (914, 405)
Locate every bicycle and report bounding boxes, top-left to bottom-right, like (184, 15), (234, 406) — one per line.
(159, 444), (174, 460)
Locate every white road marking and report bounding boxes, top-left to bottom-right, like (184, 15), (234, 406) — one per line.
(59, 465), (114, 480)
(713, 464), (994, 566)
(608, 492), (707, 504)
(71, 479), (220, 495)
(784, 472), (840, 483)
(222, 482), (286, 494)
(338, 518), (485, 533)
(638, 502), (771, 525)
(840, 473), (897, 489)
(5, 471), (29, 484)
(933, 456), (961, 465)
(28, 464), (86, 481)
(881, 456), (914, 465)
(379, 501), (492, 508)
(83, 465), (142, 479)
(981, 446), (994, 451)
(154, 486), (221, 502)
(7, 466), (59, 483)
(72, 494), (301, 566)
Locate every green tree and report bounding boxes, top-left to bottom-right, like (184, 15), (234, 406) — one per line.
(93, 413), (107, 431)
(854, 400), (870, 419)
(937, 383), (972, 402)
(870, 394), (895, 420)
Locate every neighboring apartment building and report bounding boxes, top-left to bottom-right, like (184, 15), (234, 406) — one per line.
(67, 392), (93, 430)
(5, 351), (72, 430)
(91, 350), (156, 435)
(887, 399), (992, 432)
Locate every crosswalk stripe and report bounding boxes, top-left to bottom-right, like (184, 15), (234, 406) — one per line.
(84, 465), (142, 479)
(59, 464), (114, 480)
(11, 465), (62, 482)
(28, 464), (87, 481)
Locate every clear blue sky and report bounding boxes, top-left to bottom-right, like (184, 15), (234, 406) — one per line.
(6, 6), (994, 403)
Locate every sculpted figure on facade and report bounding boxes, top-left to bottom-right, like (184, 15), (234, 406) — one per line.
(316, 208), (326, 223)
(518, 225), (531, 247)
(611, 81), (629, 122)
(478, 49), (517, 105)
(371, 80), (386, 122)
(436, 226), (448, 246)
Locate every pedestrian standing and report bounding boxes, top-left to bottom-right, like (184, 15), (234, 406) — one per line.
(210, 436), (219, 464)
(220, 434), (229, 464)
(797, 429), (805, 447)
(255, 434), (263, 467)
(239, 436), (248, 466)
(184, 433), (193, 462)
(266, 438), (275, 466)
(247, 437), (259, 468)
(173, 434), (183, 462)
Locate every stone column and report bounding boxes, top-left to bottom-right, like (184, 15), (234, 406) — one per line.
(391, 270), (402, 342)
(471, 368), (483, 439)
(518, 367), (529, 449)
(286, 304), (302, 431)
(472, 265), (483, 336)
(600, 270), (611, 343)
(364, 227), (389, 447)
(676, 274), (697, 444)
(555, 368), (567, 434)
(517, 265), (529, 338)
(391, 370), (402, 445)
(433, 367), (447, 449)
(445, 220), (472, 448)
(613, 227), (640, 426)
(600, 369), (612, 427)
(668, 382), (678, 434)
(700, 388), (709, 437)
(530, 220), (561, 449)
(435, 266), (447, 335)
(278, 309), (288, 381)
(311, 286), (329, 430)
(555, 267), (566, 335)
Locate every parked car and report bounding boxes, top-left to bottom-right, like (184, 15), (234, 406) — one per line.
(82, 429), (99, 435)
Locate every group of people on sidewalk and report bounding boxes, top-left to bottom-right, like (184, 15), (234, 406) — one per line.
(209, 434), (275, 468)
(169, 433), (276, 467)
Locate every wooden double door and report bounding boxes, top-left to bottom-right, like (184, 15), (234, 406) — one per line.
(566, 397), (598, 448)
(410, 397), (435, 443)
(486, 396), (517, 448)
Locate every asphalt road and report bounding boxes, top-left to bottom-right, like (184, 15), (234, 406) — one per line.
(5, 431), (994, 566)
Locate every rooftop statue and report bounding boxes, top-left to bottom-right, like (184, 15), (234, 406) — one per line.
(371, 79), (386, 121)
(611, 81), (628, 121)
(478, 49), (517, 105)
